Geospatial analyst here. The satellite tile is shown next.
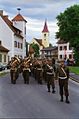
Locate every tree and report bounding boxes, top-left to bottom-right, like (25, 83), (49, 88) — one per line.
(56, 5), (79, 65)
(30, 43), (40, 57)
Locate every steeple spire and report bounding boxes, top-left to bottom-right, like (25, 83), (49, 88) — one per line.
(42, 20), (49, 32)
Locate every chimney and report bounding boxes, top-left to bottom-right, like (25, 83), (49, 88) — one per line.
(0, 10), (3, 16)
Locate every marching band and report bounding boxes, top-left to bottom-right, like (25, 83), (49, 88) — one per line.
(9, 56), (56, 85)
(9, 56), (70, 103)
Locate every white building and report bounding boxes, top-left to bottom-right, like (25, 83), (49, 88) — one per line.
(0, 41), (9, 64)
(0, 10), (27, 63)
(57, 40), (73, 61)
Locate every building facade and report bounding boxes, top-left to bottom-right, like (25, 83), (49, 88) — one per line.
(0, 10), (27, 63)
(42, 20), (49, 47)
(41, 46), (58, 59)
(30, 20), (49, 54)
(57, 40), (73, 61)
(0, 42), (9, 64)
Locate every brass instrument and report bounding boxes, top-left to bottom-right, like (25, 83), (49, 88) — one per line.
(23, 57), (31, 68)
(10, 57), (20, 68)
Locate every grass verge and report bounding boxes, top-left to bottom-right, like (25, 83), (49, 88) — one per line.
(69, 66), (79, 75)
(0, 72), (9, 77)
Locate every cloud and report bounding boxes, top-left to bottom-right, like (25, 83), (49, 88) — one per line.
(0, 0), (79, 46)
(26, 17), (58, 46)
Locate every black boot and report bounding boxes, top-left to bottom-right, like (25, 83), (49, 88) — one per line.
(48, 88), (50, 92)
(65, 96), (70, 104)
(52, 88), (56, 93)
(60, 95), (63, 102)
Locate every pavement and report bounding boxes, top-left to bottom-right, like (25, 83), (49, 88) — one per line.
(69, 72), (79, 83)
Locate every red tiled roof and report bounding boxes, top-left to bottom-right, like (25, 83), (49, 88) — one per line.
(0, 45), (9, 52)
(0, 14), (23, 39)
(57, 40), (67, 44)
(34, 38), (44, 47)
(42, 21), (49, 32)
(41, 46), (58, 51)
(12, 14), (27, 22)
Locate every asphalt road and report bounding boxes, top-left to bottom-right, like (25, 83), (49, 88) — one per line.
(0, 73), (79, 119)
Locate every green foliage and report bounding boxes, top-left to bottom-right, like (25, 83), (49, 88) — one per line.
(30, 43), (40, 57)
(69, 66), (79, 75)
(56, 4), (79, 65)
(0, 72), (8, 77)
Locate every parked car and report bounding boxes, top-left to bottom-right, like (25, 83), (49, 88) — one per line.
(0, 64), (3, 71)
(0, 63), (5, 71)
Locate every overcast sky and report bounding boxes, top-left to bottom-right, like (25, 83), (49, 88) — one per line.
(0, 0), (79, 46)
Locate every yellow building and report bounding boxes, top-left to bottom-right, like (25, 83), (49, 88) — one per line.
(30, 20), (49, 50)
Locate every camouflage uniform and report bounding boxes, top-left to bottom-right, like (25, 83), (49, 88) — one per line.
(42, 59), (47, 82)
(36, 63), (43, 84)
(46, 64), (55, 93)
(22, 59), (30, 84)
(10, 57), (19, 84)
(56, 61), (70, 103)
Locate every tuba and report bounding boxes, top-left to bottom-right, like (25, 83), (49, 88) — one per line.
(10, 57), (20, 68)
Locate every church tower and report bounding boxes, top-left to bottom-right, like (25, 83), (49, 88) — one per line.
(42, 20), (49, 47)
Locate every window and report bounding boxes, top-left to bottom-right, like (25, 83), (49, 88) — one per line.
(14, 41), (17, 47)
(60, 55), (62, 59)
(69, 54), (72, 59)
(64, 46), (67, 50)
(44, 34), (46, 37)
(8, 56), (10, 62)
(4, 55), (6, 62)
(69, 45), (72, 50)
(60, 46), (62, 50)
(0, 54), (2, 62)
(18, 42), (20, 48)
(25, 26), (26, 34)
(21, 43), (23, 49)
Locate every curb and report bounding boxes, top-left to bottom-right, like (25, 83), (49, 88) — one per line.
(70, 76), (79, 83)
(0, 70), (10, 75)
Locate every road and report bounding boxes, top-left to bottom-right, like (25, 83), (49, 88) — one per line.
(0, 73), (79, 118)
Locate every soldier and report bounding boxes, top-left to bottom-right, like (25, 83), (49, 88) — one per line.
(42, 58), (47, 82)
(22, 57), (30, 84)
(32, 58), (37, 79)
(46, 59), (55, 93)
(35, 59), (43, 84)
(10, 56), (20, 84)
(56, 60), (70, 103)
